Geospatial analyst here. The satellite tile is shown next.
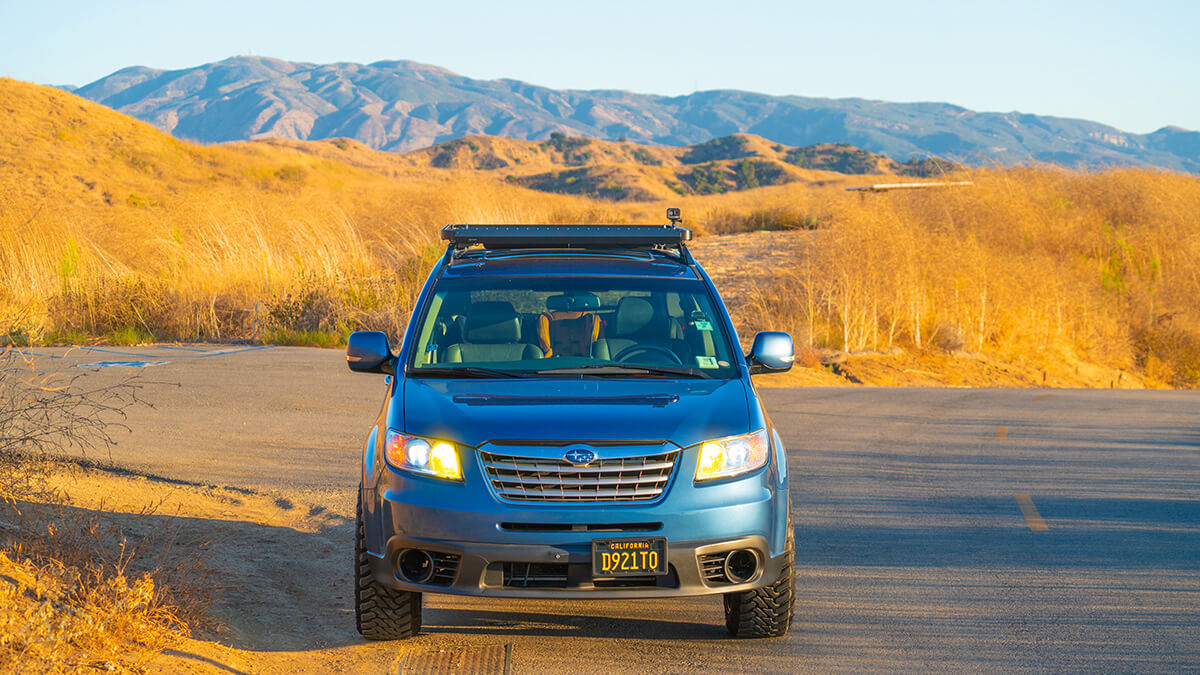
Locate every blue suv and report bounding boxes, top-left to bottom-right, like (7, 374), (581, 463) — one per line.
(348, 217), (795, 639)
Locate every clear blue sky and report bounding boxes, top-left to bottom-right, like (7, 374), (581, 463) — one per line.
(1, 0), (1196, 133)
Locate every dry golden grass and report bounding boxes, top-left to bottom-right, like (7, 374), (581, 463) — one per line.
(0, 547), (181, 674)
(0, 473), (211, 673)
(0, 78), (622, 345)
(729, 169), (1200, 387)
(3, 78), (1199, 385)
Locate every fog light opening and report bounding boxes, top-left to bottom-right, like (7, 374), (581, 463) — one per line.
(397, 549), (435, 583)
(724, 549), (760, 583)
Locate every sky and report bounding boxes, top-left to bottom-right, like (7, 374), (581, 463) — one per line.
(1, 0), (1197, 134)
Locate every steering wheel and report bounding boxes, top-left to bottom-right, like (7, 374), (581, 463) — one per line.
(613, 344), (684, 365)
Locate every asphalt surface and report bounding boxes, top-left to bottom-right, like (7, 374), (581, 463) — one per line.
(12, 345), (1200, 672)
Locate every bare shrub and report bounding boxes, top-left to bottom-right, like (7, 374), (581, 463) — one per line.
(0, 349), (141, 502)
(796, 346), (824, 370)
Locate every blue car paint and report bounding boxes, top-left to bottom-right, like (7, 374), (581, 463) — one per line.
(356, 243), (792, 599)
(400, 378), (751, 448)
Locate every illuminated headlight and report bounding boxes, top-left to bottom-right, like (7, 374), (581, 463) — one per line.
(694, 429), (769, 482)
(385, 430), (463, 481)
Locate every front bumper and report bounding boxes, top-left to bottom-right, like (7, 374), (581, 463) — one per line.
(367, 531), (787, 598)
(363, 474), (788, 598)
(361, 430), (791, 598)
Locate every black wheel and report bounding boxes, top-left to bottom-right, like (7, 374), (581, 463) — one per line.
(355, 488), (422, 640)
(723, 505), (794, 638)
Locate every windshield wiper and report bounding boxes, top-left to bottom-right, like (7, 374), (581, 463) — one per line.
(409, 366), (531, 379)
(530, 364), (711, 379)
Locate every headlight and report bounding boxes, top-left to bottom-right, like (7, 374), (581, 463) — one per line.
(384, 430), (463, 481)
(694, 429), (769, 482)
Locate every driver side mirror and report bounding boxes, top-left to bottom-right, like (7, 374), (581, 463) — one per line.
(347, 331), (394, 374)
(747, 331), (794, 374)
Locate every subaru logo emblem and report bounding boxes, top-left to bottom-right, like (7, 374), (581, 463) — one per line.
(564, 448), (596, 466)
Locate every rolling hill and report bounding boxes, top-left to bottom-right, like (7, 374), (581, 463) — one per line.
(376, 132), (962, 201)
(69, 56), (1200, 172)
(5, 77), (1200, 388)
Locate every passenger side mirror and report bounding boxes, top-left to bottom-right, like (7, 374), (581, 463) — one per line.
(747, 331), (794, 374)
(347, 331), (394, 374)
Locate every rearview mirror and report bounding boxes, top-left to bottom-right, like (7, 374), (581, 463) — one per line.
(747, 331), (794, 374)
(347, 331), (394, 374)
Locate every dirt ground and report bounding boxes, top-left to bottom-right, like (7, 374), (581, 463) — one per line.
(35, 467), (401, 674)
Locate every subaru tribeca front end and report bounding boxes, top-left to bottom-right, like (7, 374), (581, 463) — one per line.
(348, 219), (795, 639)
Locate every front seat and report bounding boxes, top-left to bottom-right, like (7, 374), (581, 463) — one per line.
(537, 293), (602, 357)
(592, 297), (682, 361)
(444, 301), (544, 363)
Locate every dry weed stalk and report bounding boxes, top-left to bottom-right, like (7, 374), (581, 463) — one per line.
(0, 349), (141, 503)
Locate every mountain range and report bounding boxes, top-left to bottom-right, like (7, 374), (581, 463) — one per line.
(67, 56), (1200, 172)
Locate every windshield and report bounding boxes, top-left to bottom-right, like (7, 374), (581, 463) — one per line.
(407, 276), (740, 379)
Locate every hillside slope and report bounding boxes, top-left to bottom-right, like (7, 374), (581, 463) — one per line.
(381, 133), (961, 201)
(71, 56), (1200, 171)
(4, 78), (1199, 388)
(0, 77), (623, 344)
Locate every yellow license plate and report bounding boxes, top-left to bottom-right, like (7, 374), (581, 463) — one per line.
(592, 537), (668, 577)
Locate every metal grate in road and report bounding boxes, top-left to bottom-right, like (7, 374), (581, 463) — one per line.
(399, 644), (512, 675)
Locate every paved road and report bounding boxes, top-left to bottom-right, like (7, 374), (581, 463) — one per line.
(12, 346), (1200, 672)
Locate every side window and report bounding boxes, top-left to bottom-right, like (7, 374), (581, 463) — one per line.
(411, 293), (446, 367)
(680, 295), (727, 367)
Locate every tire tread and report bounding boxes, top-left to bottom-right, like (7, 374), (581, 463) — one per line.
(355, 491), (421, 640)
(723, 507), (794, 638)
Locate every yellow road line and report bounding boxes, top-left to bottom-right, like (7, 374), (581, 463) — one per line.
(995, 425), (1008, 440)
(1014, 493), (1049, 531)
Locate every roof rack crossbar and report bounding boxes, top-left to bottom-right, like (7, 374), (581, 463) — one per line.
(479, 249), (657, 262)
(441, 224), (692, 251)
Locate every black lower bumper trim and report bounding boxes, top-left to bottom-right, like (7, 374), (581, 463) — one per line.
(498, 561), (679, 589)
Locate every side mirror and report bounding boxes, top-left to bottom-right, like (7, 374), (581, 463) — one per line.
(347, 331), (394, 374)
(747, 331), (794, 374)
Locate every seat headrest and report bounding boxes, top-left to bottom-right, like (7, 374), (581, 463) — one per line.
(546, 294), (601, 312)
(438, 291), (470, 318)
(463, 301), (521, 343)
(613, 297), (663, 337)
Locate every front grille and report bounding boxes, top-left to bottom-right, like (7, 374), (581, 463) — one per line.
(480, 450), (678, 503)
(700, 553), (729, 584)
(503, 562), (569, 588)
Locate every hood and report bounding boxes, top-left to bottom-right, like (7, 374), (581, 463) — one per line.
(399, 377), (751, 449)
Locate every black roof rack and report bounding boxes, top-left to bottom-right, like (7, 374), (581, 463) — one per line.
(441, 224), (692, 251)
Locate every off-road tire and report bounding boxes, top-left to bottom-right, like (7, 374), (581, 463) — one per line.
(723, 505), (794, 638)
(355, 490), (422, 640)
